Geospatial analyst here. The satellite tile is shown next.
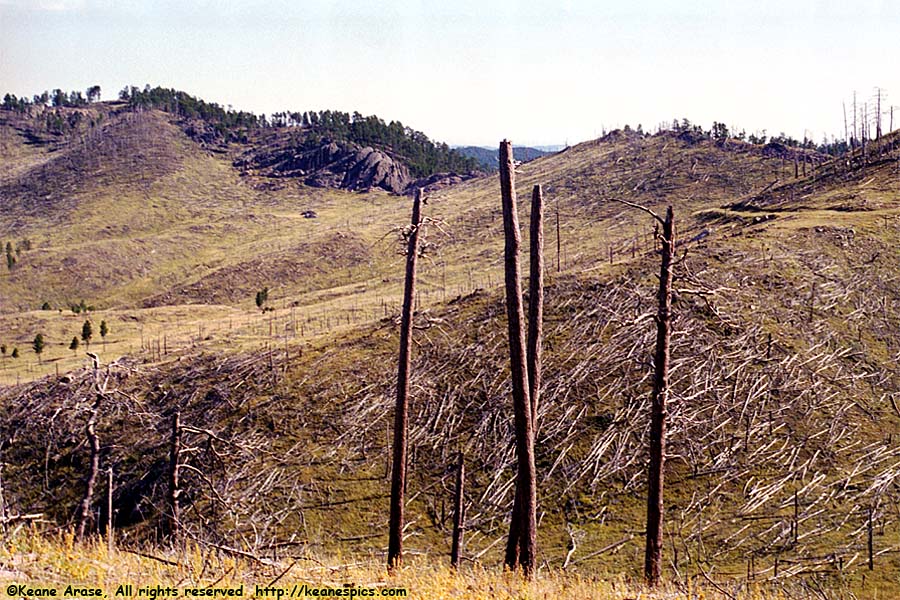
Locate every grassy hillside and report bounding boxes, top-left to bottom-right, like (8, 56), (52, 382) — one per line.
(2, 103), (900, 597)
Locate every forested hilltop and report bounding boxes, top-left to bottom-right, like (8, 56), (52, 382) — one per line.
(3, 84), (480, 183)
(45, 84), (479, 177)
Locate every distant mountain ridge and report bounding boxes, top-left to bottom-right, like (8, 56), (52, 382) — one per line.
(453, 145), (555, 171)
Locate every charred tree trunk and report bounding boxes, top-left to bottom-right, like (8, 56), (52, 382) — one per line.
(388, 188), (424, 570)
(505, 184), (545, 568)
(499, 141), (538, 577)
(166, 410), (181, 542)
(644, 205), (675, 586)
(450, 453), (466, 569)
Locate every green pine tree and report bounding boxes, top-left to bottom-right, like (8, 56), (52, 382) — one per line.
(255, 288), (269, 310)
(5, 242), (14, 271)
(32, 334), (44, 362)
(81, 320), (93, 348)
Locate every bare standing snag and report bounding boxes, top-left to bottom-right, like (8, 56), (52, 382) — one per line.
(76, 353), (104, 541)
(499, 141), (538, 576)
(450, 452), (465, 569)
(609, 199), (674, 586)
(166, 410), (181, 541)
(644, 205), (674, 586)
(526, 185), (544, 423)
(388, 188), (425, 570)
(505, 183), (544, 569)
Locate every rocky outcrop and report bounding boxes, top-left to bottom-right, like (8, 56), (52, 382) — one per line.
(342, 147), (409, 192)
(235, 138), (412, 194)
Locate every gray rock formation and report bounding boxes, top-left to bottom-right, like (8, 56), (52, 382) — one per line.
(342, 147), (409, 193)
(235, 138), (411, 194)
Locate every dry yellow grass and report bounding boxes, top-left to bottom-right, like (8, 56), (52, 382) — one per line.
(0, 528), (799, 600)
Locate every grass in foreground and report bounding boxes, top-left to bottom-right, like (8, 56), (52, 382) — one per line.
(0, 528), (836, 600)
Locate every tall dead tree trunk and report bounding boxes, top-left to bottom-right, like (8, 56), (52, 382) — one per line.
(863, 103), (868, 165)
(877, 88), (882, 143)
(450, 452), (465, 569)
(527, 184), (544, 421)
(499, 141), (538, 577)
(388, 188), (424, 570)
(843, 101), (849, 146)
(166, 410), (181, 542)
(644, 205), (675, 586)
(505, 184), (545, 568)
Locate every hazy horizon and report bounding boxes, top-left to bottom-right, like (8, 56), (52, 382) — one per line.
(2, 0), (899, 148)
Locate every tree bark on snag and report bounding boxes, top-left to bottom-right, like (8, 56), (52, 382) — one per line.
(644, 205), (674, 586)
(76, 415), (100, 541)
(166, 410), (181, 542)
(505, 184), (544, 569)
(106, 466), (114, 555)
(526, 184), (544, 422)
(388, 188), (424, 571)
(499, 141), (538, 577)
(76, 354), (103, 542)
(450, 452), (465, 569)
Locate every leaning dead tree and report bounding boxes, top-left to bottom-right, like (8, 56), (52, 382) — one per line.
(499, 141), (538, 576)
(505, 183), (544, 569)
(388, 188), (425, 570)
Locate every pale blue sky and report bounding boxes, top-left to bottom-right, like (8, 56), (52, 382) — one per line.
(2, 0), (899, 146)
